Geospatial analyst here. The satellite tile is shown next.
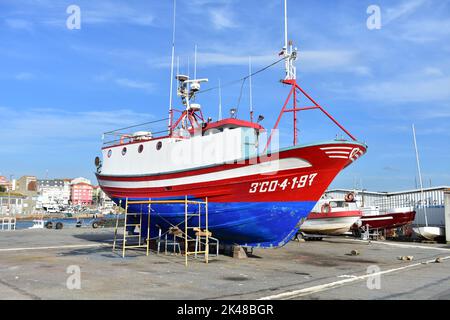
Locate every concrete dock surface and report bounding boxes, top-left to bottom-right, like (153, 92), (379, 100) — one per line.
(0, 228), (449, 300)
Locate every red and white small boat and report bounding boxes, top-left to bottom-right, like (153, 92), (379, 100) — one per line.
(299, 198), (362, 235)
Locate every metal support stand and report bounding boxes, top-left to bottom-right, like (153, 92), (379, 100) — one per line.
(112, 196), (212, 266)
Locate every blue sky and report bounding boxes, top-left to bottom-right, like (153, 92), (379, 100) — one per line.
(0, 0), (449, 191)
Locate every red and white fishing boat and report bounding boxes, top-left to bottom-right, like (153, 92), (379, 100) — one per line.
(358, 206), (416, 230)
(95, 1), (367, 248)
(299, 198), (362, 236)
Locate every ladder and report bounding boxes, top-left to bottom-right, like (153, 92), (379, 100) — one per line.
(112, 198), (151, 257)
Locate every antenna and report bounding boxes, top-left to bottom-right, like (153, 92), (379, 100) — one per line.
(187, 57), (190, 79)
(282, 0), (296, 80)
(194, 44), (197, 79)
(249, 56), (253, 122)
(168, 0), (177, 134)
(218, 79), (222, 120)
(412, 124), (428, 227)
(284, 0), (288, 50)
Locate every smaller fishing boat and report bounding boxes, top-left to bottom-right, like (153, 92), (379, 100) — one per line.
(28, 219), (45, 229)
(299, 198), (362, 236)
(358, 206), (416, 230)
(413, 226), (444, 241)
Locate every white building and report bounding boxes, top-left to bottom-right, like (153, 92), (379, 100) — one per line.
(325, 186), (450, 227)
(37, 179), (71, 207)
(0, 193), (25, 216)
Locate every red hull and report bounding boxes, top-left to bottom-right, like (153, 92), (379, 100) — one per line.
(358, 211), (416, 230)
(307, 210), (361, 220)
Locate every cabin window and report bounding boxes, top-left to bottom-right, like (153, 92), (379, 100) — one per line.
(122, 147), (127, 156)
(138, 145), (144, 153)
(330, 201), (344, 208)
(107, 150), (112, 158)
(156, 141), (162, 150)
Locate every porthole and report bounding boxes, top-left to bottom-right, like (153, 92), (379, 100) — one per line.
(122, 147), (127, 156)
(138, 145), (144, 153)
(107, 150), (112, 158)
(156, 141), (162, 150)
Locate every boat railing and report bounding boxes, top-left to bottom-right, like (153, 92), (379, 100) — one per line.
(102, 118), (169, 147)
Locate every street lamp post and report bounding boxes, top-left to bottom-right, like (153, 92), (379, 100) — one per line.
(7, 175), (14, 216)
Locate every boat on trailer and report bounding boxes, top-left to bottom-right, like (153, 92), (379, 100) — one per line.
(95, 1), (367, 248)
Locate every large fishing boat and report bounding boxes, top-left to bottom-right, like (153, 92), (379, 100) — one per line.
(95, 1), (367, 248)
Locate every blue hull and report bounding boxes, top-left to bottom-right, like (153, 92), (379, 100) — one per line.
(114, 198), (316, 248)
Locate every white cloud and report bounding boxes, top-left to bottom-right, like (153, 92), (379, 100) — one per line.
(81, 3), (155, 26)
(13, 1), (155, 28)
(209, 7), (237, 30)
(148, 49), (369, 75)
(299, 50), (370, 75)
(423, 67), (444, 77)
(356, 76), (450, 103)
(114, 78), (155, 92)
(419, 106), (450, 119)
(197, 52), (273, 66)
(384, 0), (429, 25)
(14, 72), (35, 80)
(0, 107), (155, 147)
(4, 18), (33, 31)
(395, 19), (450, 43)
(94, 73), (155, 93)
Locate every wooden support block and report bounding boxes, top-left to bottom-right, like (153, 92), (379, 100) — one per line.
(195, 231), (212, 237)
(169, 227), (183, 236)
(233, 246), (248, 259)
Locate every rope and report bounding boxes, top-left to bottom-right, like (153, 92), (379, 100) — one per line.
(103, 118), (169, 135)
(235, 78), (247, 115)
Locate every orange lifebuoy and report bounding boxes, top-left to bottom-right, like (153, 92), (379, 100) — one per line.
(321, 203), (331, 213)
(345, 192), (355, 202)
(120, 135), (131, 144)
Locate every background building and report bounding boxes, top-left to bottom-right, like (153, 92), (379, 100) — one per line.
(37, 179), (71, 207)
(93, 186), (115, 212)
(0, 192), (25, 215)
(71, 181), (93, 205)
(15, 176), (38, 214)
(0, 176), (14, 192)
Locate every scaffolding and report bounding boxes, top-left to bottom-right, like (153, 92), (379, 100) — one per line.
(112, 196), (210, 266)
(112, 198), (151, 257)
